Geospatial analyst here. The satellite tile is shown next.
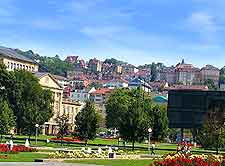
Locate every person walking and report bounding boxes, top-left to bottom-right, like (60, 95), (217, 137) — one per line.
(151, 143), (155, 155)
(9, 139), (13, 151)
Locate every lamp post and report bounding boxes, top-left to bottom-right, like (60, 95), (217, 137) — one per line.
(148, 128), (152, 154)
(35, 124), (39, 145)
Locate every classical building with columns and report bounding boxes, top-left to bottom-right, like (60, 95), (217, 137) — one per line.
(35, 72), (82, 135)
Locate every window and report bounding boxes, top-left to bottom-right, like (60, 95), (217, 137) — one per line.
(7, 62), (10, 69)
(11, 63), (13, 69)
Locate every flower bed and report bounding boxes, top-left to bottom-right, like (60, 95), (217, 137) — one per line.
(50, 137), (82, 143)
(49, 151), (108, 159)
(0, 144), (37, 153)
(49, 149), (139, 159)
(151, 154), (225, 166)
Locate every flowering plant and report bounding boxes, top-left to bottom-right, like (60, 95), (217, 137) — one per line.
(50, 137), (82, 143)
(176, 142), (193, 154)
(151, 154), (225, 166)
(0, 144), (37, 154)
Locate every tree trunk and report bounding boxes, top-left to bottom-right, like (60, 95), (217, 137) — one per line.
(132, 140), (135, 151)
(216, 134), (219, 154)
(85, 140), (88, 146)
(61, 137), (63, 146)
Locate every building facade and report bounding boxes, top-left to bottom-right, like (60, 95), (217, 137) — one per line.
(0, 46), (38, 72)
(200, 65), (220, 84)
(62, 99), (82, 131)
(88, 58), (102, 73)
(35, 72), (81, 135)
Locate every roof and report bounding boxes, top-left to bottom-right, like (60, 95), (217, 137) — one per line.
(0, 46), (36, 64)
(166, 85), (208, 91)
(34, 72), (63, 89)
(128, 78), (151, 88)
(153, 96), (168, 103)
(90, 88), (113, 95)
(53, 74), (67, 81)
(201, 65), (220, 71)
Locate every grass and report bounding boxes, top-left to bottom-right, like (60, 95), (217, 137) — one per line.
(66, 159), (153, 166)
(0, 152), (49, 162)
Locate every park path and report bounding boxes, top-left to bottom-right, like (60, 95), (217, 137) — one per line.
(0, 162), (102, 166)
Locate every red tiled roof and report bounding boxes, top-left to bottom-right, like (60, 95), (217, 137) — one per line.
(91, 88), (113, 95)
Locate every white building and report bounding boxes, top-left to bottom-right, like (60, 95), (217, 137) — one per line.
(71, 87), (96, 102)
(103, 79), (129, 88)
(128, 78), (152, 92)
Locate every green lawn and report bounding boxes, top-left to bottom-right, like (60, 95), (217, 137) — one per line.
(0, 152), (49, 162)
(66, 159), (153, 166)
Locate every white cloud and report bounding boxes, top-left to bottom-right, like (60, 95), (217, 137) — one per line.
(186, 12), (219, 33)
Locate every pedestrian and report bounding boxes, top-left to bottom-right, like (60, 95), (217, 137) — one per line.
(9, 139), (13, 151)
(151, 143), (155, 155)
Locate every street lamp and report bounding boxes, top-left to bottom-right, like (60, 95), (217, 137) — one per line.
(148, 128), (152, 153)
(35, 124), (39, 145)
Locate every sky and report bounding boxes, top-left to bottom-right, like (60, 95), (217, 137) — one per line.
(0, 0), (225, 68)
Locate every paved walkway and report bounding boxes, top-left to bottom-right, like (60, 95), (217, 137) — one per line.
(0, 162), (101, 166)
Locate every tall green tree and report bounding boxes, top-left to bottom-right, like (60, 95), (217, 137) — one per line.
(119, 90), (149, 150)
(0, 99), (15, 139)
(75, 101), (101, 144)
(106, 89), (131, 129)
(106, 88), (168, 149)
(106, 88), (150, 150)
(9, 70), (53, 135)
(151, 104), (168, 140)
(55, 113), (70, 145)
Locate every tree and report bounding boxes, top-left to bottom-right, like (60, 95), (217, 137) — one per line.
(75, 101), (101, 145)
(9, 70), (53, 135)
(151, 63), (157, 82)
(0, 99), (15, 140)
(106, 88), (169, 150)
(15, 49), (74, 76)
(204, 79), (218, 90)
(219, 75), (225, 84)
(197, 99), (225, 153)
(105, 89), (131, 129)
(119, 91), (149, 150)
(55, 113), (70, 145)
(151, 104), (168, 140)
(106, 88), (151, 150)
